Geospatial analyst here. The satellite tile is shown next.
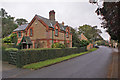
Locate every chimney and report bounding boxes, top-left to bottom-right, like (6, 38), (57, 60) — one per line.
(49, 10), (55, 21)
(62, 21), (64, 26)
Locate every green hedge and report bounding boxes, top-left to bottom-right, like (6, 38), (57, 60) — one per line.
(16, 47), (86, 67)
(2, 47), (87, 68)
(2, 48), (18, 61)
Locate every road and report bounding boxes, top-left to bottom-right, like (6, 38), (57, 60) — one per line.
(3, 46), (113, 78)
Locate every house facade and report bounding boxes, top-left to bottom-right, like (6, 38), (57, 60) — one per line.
(13, 10), (72, 49)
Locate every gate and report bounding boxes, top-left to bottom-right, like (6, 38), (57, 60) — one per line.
(9, 51), (17, 65)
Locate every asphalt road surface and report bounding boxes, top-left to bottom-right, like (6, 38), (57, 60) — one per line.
(3, 46), (113, 78)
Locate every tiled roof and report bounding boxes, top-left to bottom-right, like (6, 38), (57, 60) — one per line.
(13, 24), (28, 31)
(37, 15), (66, 31)
(13, 15), (69, 32)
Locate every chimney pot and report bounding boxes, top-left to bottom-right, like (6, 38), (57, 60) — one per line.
(62, 21), (64, 26)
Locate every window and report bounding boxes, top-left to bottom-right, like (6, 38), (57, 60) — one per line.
(30, 28), (33, 36)
(55, 29), (58, 36)
(18, 32), (21, 37)
(66, 32), (69, 37)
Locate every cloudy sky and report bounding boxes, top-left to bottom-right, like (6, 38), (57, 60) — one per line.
(0, 0), (110, 40)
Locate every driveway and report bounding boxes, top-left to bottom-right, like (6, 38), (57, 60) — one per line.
(2, 46), (113, 78)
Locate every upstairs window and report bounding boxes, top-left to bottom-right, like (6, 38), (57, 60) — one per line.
(18, 32), (21, 37)
(30, 28), (33, 36)
(55, 29), (58, 36)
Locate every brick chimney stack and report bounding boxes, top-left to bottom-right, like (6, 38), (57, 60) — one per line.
(49, 10), (55, 21)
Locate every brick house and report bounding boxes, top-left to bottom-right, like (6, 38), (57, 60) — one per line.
(13, 10), (72, 49)
(78, 33), (93, 50)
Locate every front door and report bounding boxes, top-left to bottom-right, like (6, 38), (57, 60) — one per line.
(23, 44), (27, 49)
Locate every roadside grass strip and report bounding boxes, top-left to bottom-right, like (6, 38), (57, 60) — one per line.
(23, 48), (97, 70)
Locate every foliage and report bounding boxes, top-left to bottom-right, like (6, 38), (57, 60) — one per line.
(71, 27), (81, 47)
(78, 25), (103, 42)
(95, 40), (108, 46)
(51, 42), (65, 48)
(2, 43), (15, 48)
(23, 48), (97, 69)
(6, 47), (86, 67)
(22, 47), (78, 51)
(1, 8), (18, 38)
(5, 48), (18, 51)
(90, 1), (120, 43)
(80, 40), (90, 47)
(2, 47), (18, 61)
(15, 18), (28, 26)
(3, 33), (17, 44)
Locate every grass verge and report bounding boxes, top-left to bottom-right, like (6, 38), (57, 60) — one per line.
(23, 48), (98, 70)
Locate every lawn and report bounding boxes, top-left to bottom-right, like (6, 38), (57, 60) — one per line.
(23, 48), (97, 70)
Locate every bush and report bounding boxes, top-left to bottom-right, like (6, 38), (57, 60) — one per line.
(3, 33), (17, 45)
(80, 40), (90, 47)
(51, 43), (65, 48)
(9, 47), (87, 68)
(2, 43), (16, 48)
(5, 48), (18, 51)
(2, 48), (18, 61)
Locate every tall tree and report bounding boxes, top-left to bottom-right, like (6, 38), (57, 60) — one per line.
(89, 0), (120, 51)
(15, 18), (28, 25)
(1, 8), (18, 38)
(71, 27), (81, 47)
(78, 24), (102, 43)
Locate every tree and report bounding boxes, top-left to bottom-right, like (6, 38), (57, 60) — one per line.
(89, 0), (120, 51)
(3, 33), (17, 44)
(78, 24), (102, 43)
(80, 40), (90, 47)
(15, 18), (28, 25)
(1, 8), (18, 38)
(1, 8), (7, 18)
(71, 27), (81, 47)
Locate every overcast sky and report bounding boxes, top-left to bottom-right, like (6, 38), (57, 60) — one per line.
(0, 0), (110, 40)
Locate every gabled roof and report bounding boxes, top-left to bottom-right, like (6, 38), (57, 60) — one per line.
(13, 24), (28, 32)
(36, 15), (66, 31)
(13, 15), (69, 32)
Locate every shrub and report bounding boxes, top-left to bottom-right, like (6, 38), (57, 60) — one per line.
(5, 48), (18, 51)
(2, 48), (18, 61)
(3, 33), (17, 44)
(51, 43), (65, 48)
(80, 40), (90, 47)
(8, 47), (87, 68)
(2, 43), (16, 48)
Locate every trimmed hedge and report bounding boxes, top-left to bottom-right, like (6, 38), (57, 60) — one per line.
(16, 47), (86, 67)
(3, 47), (87, 68)
(2, 48), (18, 61)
